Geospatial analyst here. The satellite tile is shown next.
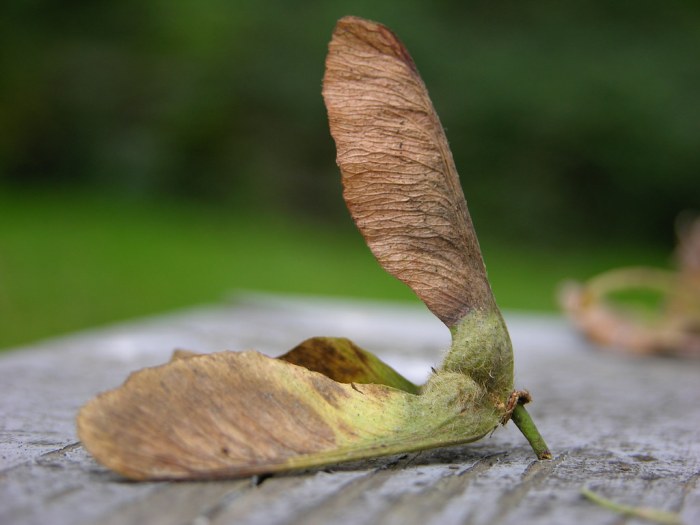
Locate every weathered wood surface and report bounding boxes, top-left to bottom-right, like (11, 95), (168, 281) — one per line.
(1, 293), (699, 525)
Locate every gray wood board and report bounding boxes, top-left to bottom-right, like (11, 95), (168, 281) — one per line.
(1, 293), (698, 525)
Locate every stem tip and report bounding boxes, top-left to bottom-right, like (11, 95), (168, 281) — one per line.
(511, 404), (552, 460)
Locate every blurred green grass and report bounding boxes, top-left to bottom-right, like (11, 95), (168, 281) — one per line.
(0, 190), (669, 350)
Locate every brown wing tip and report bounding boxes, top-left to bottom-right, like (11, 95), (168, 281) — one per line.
(331, 16), (418, 73)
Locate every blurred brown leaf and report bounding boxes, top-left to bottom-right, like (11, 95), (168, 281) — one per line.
(561, 217), (700, 357)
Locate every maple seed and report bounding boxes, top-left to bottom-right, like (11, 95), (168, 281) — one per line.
(76, 15), (550, 481)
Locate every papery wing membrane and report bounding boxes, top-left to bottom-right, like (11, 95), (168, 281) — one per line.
(323, 16), (496, 326)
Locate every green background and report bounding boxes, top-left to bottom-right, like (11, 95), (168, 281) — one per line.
(0, 1), (697, 349)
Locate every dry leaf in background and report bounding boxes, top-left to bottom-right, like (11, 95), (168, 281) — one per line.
(77, 16), (550, 481)
(561, 217), (700, 357)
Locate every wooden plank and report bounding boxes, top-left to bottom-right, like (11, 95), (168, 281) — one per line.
(1, 294), (698, 525)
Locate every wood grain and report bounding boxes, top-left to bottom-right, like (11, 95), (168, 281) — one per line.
(1, 294), (699, 525)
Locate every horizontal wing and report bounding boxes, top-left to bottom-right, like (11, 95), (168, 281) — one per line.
(77, 351), (497, 480)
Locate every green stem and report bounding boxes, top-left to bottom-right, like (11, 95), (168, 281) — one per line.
(511, 404), (552, 460)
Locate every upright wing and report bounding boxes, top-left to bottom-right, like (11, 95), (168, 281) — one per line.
(323, 16), (496, 327)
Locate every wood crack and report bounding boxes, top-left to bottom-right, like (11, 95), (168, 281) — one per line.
(371, 452), (508, 525)
(0, 441), (82, 476)
(488, 452), (567, 525)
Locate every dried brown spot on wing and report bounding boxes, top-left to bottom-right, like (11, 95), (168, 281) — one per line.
(170, 349), (199, 361)
(323, 16), (496, 326)
(279, 337), (419, 393)
(307, 374), (351, 408)
(279, 337), (366, 379)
